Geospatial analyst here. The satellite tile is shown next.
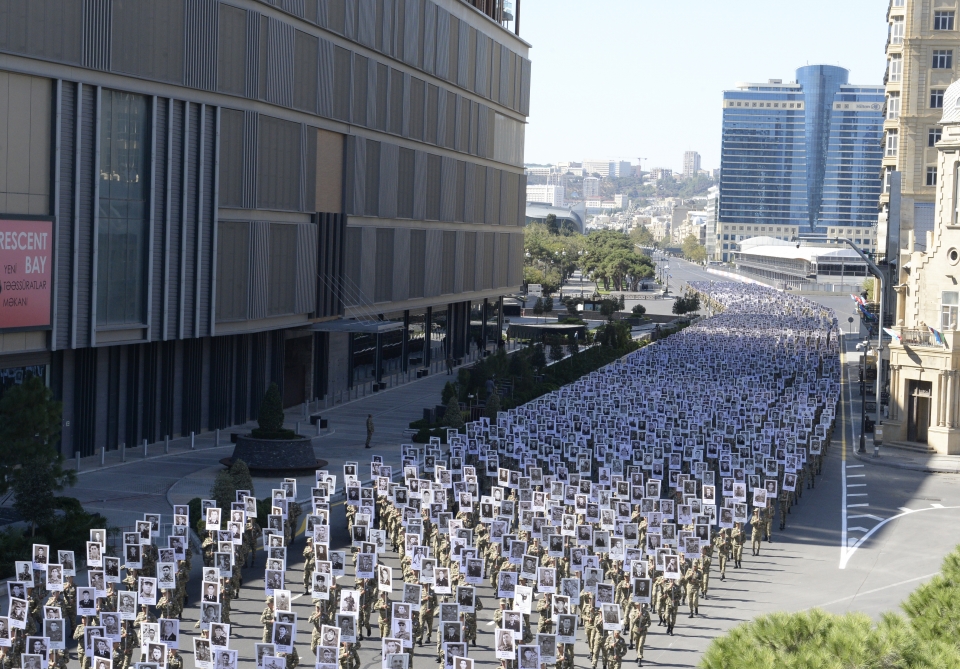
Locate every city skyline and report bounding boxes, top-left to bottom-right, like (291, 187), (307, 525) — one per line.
(522, 0), (888, 172)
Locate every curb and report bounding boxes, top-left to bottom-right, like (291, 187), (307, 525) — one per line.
(850, 448), (960, 474)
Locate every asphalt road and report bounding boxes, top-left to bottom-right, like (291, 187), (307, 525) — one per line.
(51, 260), (960, 669)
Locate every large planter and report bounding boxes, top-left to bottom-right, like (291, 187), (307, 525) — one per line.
(223, 435), (324, 474)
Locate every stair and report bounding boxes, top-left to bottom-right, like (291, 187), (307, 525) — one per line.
(884, 440), (938, 454)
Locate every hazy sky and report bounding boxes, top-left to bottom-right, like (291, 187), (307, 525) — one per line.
(521, 0), (889, 172)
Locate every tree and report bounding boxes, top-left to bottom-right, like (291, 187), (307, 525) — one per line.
(252, 383), (296, 439)
(441, 381), (457, 405)
(210, 470), (237, 512)
(442, 394), (464, 429)
(599, 298), (619, 322)
(485, 391), (501, 420)
(229, 460), (254, 494)
(862, 277), (876, 302)
(533, 297), (544, 318)
(630, 225), (656, 249)
(530, 344), (547, 369)
(1, 377), (75, 535)
(681, 234), (707, 264)
(673, 294), (701, 315)
(543, 296), (554, 313)
(632, 304), (647, 316)
(567, 334), (580, 356)
(549, 337), (565, 363)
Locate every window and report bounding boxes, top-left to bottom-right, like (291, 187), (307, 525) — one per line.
(890, 16), (905, 44)
(933, 50), (954, 69)
(935, 10), (955, 30)
(889, 54), (903, 82)
(942, 291), (959, 330)
(886, 129), (899, 157)
(97, 90), (149, 326)
(927, 166), (938, 186)
(930, 127), (943, 147)
(892, 0), (904, 6)
(887, 92), (901, 119)
(932, 89), (946, 108)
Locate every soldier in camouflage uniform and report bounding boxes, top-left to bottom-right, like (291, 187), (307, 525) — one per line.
(302, 539), (315, 596)
(375, 593), (391, 640)
(260, 596), (275, 643)
(167, 648), (183, 669)
(308, 603), (324, 656)
(417, 590), (435, 646)
(732, 522), (745, 568)
(664, 580), (681, 636)
(684, 564), (701, 617)
(604, 630), (628, 669)
(750, 508), (763, 556)
(338, 642), (359, 669)
(629, 603), (651, 666)
(461, 595), (483, 647)
(73, 617), (90, 669)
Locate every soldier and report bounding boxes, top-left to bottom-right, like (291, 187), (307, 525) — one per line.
(302, 539), (315, 596)
(339, 641), (360, 669)
(763, 503), (774, 542)
(167, 648), (183, 669)
(664, 580), (681, 636)
(779, 490), (789, 530)
(750, 508), (763, 556)
(604, 630), (628, 669)
(629, 603), (651, 666)
(375, 593), (391, 640)
(461, 596), (483, 647)
(63, 576), (77, 634)
(308, 603), (324, 656)
(260, 596), (275, 643)
(732, 522), (745, 568)
(279, 648), (299, 669)
(588, 606), (604, 669)
(714, 530), (731, 581)
(537, 593), (553, 633)
(73, 617), (90, 669)
(418, 591), (436, 646)
(684, 565), (701, 617)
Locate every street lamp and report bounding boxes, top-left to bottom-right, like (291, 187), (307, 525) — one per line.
(855, 340), (870, 453)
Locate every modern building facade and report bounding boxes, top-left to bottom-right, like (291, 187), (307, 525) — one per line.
(683, 151), (701, 178)
(526, 184), (564, 207)
(880, 0), (960, 250)
(0, 0), (530, 457)
(716, 67), (884, 261)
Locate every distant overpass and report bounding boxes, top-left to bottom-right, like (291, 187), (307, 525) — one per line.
(525, 202), (586, 234)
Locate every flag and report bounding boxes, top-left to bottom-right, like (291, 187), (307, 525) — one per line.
(857, 303), (876, 321)
(928, 326), (944, 346)
(851, 293), (866, 306)
(883, 328), (902, 344)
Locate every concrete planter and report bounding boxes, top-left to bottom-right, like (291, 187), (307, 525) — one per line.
(223, 435), (325, 474)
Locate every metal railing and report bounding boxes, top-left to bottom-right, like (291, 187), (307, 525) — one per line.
(901, 329), (935, 347)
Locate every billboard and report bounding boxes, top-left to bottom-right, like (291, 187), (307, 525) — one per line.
(0, 218), (53, 330)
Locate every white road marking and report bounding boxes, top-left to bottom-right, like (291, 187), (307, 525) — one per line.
(847, 526), (869, 532)
(848, 514), (883, 521)
(846, 464), (864, 469)
(847, 503), (869, 508)
(899, 507), (912, 513)
(848, 474), (866, 478)
(841, 505), (960, 569)
(847, 484), (867, 488)
(804, 573), (940, 611)
(848, 493), (868, 497)
(932, 503), (945, 508)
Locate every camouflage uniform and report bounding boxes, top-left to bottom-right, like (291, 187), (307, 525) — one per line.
(603, 631), (628, 669)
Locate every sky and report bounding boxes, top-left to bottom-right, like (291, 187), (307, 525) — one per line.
(520, 0), (890, 173)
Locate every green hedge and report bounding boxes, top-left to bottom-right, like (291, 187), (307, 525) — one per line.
(700, 546), (960, 668)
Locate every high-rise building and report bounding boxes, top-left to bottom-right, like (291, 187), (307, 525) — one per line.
(583, 177), (601, 198)
(526, 185), (565, 207)
(880, 0), (960, 250)
(583, 160), (614, 177)
(0, 0), (530, 457)
(718, 68), (883, 245)
(683, 151), (701, 178)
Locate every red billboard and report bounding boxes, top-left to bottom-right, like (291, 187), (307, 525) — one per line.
(0, 218), (53, 330)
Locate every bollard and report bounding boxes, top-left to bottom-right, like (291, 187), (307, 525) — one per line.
(216, 428), (220, 447)
(317, 421), (322, 436)
(165, 435), (170, 454)
(190, 431), (195, 449)
(121, 442), (126, 462)
(76, 451), (81, 472)
(295, 421), (300, 435)
(143, 438), (148, 458)
(100, 446), (105, 466)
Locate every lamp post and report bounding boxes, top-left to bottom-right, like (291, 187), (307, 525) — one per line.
(856, 340), (869, 453)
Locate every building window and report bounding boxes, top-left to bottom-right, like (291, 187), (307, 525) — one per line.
(932, 89), (946, 108)
(942, 291), (959, 330)
(935, 10), (955, 30)
(97, 90), (149, 327)
(889, 54), (903, 82)
(933, 50), (954, 69)
(930, 127), (943, 147)
(887, 92), (901, 119)
(890, 16), (905, 44)
(892, 0), (904, 6)
(927, 167), (938, 186)
(886, 129), (899, 157)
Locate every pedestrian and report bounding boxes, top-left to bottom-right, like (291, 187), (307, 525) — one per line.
(365, 414), (374, 449)
(446, 353), (454, 375)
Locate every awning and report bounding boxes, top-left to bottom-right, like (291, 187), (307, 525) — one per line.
(307, 319), (404, 334)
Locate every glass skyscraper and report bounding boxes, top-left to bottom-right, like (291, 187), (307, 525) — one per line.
(820, 85), (886, 231)
(719, 66), (883, 238)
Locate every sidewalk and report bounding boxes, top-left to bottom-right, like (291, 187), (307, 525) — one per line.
(46, 350), (513, 528)
(851, 439), (960, 473)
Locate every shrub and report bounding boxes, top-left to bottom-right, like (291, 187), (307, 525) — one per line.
(441, 381), (457, 405)
(530, 345), (547, 369)
(631, 304), (646, 316)
(211, 470), (237, 512)
(229, 460), (254, 495)
(485, 392), (501, 419)
(251, 383), (298, 439)
(442, 395), (464, 429)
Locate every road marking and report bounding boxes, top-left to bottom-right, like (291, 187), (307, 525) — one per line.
(803, 573), (940, 611)
(291, 594), (303, 601)
(848, 514), (883, 521)
(847, 484), (867, 488)
(840, 343), (850, 568)
(932, 503), (945, 508)
(848, 526), (869, 532)
(847, 503), (869, 508)
(841, 505), (960, 569)
(846, 464), (864, 469)
(899, 507), (913, 513)
(848, 474), (866, 478)
(848, 493), (868, 497)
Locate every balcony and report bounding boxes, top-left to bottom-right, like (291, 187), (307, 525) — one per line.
(901, 329), (934, 346)
(460, 0), (520, 35)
